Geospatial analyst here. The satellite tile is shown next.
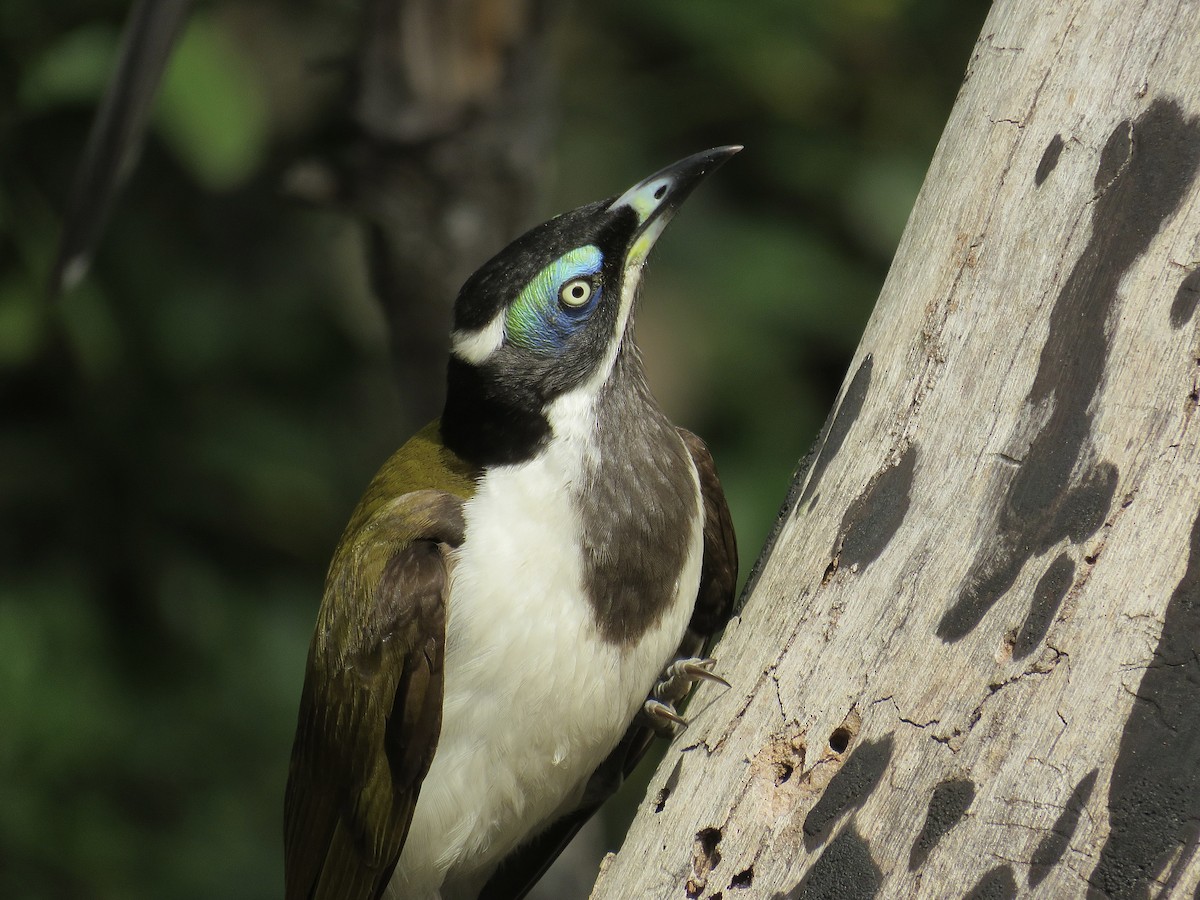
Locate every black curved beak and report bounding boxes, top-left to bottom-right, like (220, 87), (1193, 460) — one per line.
(609, 145), (742, 238)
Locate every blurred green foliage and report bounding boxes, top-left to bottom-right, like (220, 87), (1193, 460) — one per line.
(0, 0), (988, 896)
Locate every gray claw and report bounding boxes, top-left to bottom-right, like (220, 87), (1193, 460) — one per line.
(677, 659), (731, 689)
(653, 657), (731, 705)
(643, 698), (688, 735)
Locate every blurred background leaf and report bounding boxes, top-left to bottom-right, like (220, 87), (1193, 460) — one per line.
(0, 0), (989, 896)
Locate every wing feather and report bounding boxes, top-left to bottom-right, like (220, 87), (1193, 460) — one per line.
(677, 427), (738, 639)
(284, 489), (465, 900)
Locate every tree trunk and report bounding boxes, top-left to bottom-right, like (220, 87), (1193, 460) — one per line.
(590, 1), (1200, 898)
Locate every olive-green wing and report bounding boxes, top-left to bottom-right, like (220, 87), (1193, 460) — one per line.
(284, 489), (466, 900)
(479, 428), (737, 900)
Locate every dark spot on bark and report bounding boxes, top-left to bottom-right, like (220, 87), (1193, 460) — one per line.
(1013, 553), (1075, 659)
(1046, 462), (1120, 548)
(1094, 119), (1133, 191)
(655, 758), (683, 813)
(1029, 769), (1098, 887)
(803, 735), (894, 849)
(942, 462), (1116, 642)
(783, 826), (881, 900)
(964, 864), (1017, 900)
(828, 727), (852, 754)
(1171, 267), (1200, 329)
(1035, 134), (1065, 186)
(801, 355), (874, 508)
(940, 557), (1025, 642)
(730, 867), (754, 889)
(909, 778), (976, 870)
(836, 444), (917, 572)
(1089, 502), (1200, 898)
(652, 787), (670, 813)
(939, 99), (1200, 642)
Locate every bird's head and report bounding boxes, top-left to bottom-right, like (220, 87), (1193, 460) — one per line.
(441, 146), (740, 466)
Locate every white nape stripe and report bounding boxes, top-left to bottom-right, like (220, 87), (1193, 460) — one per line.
(451, 313), (506, 364)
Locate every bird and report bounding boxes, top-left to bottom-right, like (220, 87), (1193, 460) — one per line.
(283, 146), (740, 900)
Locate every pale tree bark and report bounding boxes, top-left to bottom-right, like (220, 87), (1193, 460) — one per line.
(590, 1), (1200, 898)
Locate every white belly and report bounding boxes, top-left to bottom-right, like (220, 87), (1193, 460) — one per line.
(387, 409), (704, 899)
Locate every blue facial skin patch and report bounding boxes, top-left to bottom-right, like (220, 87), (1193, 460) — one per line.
(506, 245), (604, 353)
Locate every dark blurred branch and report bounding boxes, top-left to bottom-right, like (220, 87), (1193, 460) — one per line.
(54, 0), (556, 427)
(339, 0), (557, 421)
(49, 0), (193, 297)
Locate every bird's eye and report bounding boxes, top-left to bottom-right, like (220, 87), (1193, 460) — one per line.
(559, 277), (593, 308)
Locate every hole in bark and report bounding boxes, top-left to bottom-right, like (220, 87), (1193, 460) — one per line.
(829, 727), (852, 753)
(697, 827), (722, 860)
(822, 558), (839, 583)
(654, 787), (670, 813)
(686, 828), (724, 898)
(775, 761), (794, 786)
(730, 866), (754, 889)
(1002, 628), (1017, 653)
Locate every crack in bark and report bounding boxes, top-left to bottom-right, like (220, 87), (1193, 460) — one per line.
(935, 649), (1071, 751)
(983, 32), (1026, 53)
(768, 667), (788, 722)
(882, 696), (948, 745)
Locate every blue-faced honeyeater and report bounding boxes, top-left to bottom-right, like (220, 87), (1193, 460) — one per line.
(283, 147), (740, 900)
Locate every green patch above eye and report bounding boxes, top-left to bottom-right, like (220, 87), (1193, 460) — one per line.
(507, 245), (603, 352)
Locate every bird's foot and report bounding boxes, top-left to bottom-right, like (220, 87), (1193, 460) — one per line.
(642, 657), (730, 737)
